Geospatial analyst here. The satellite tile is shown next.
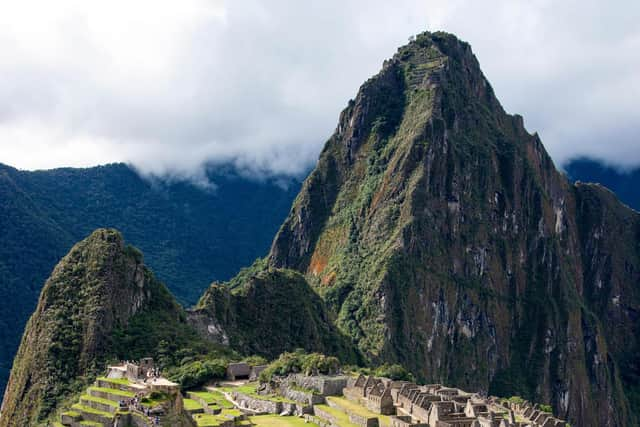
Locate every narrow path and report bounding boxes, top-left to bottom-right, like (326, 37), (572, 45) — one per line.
(205, 386), (263, 415)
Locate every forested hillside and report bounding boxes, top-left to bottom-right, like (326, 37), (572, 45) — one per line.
(0, 162), (300, 395)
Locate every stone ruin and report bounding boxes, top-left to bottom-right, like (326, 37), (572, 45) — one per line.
(341, 374), (567, 427)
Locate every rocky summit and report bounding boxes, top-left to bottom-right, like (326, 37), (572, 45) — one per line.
(1, 31), (639, 427)
(266, 32), (639, 426)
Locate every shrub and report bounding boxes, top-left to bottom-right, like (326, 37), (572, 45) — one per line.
(259, 351), (341, 382)
(168, 358), (227, 389)
(539, 404), (552, 413)
(373, 364), (415, 381)
(243, 355), (268, 366)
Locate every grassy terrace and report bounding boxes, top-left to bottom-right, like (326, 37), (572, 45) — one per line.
(189, 391), (219, 405)
(314, 404), (358, 427)
(249, 414), (320, 426)
(70, 403), (112, 418)
(88, 385), (135, 398)
(81, 394), (119, 408)
(192, 408), (242, 426)
(96, 376), (130, 386)
(326, 396), (391, 427)
(184, 398), (204, 411)
(217, 383), (296, 404)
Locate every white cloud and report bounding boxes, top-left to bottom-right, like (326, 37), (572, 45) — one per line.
(0, 0), (638, 179)
(425, 0), (640, 168)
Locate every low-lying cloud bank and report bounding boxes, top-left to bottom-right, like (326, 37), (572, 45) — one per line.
(0, 0), (638, 182)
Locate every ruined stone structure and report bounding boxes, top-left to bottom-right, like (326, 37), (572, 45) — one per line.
(226, 362), (251, 381)
(341, 375), (566, 427)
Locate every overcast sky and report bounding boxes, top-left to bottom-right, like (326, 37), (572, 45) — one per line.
(0, 0), (638, 182)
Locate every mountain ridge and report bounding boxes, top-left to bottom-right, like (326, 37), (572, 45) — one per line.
(266, 31), (639, 426)
(1, 31), (639, 427)
(0, 162), (300, 395)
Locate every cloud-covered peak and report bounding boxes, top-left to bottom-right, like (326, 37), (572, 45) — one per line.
(0, 0), (638, 180)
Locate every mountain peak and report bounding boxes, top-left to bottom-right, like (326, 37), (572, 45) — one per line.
(268, 33), (639, 427)
(1, 229), (179, 425)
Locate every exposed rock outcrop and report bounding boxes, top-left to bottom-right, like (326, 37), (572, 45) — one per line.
(268, 32), (640, 426)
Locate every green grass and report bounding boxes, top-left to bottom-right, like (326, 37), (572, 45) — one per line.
(192, 408), (243, 426)
(203, 389), (235, 409)
(326, 396), (391, 426)
(97, 376), (130, 386)
(249, 414), (320, 427)
(81, 394), (119, 408)
(314, 404), (358, 427)
(188, 390), (219, 405)
(183, 398), (204, 411)
(70, 403), (113, 419)
(61, 410), (80, 418)
(217, 383), (296, 404)
(88, 385), (135, 398)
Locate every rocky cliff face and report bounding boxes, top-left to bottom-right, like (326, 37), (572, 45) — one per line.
(269, 32), (639, 426)
(0, 229), (194, 426)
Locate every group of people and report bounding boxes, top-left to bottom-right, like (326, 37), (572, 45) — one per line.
(143, 367), (162, 383)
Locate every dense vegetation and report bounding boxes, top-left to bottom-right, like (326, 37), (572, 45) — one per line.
(0, 162), (299, 394)
(259, 350), (341, 382)
(0, 230), (236, 425)
(194, 261), (360, 364)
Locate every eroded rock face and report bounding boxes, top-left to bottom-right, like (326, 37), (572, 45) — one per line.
(1, 229), (159, 426)
(268, 32), (639, 426)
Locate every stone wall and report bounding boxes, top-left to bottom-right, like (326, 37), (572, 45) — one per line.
(281, 384), (325, 405)
(232, 392), (281, 414)
(291, 374), (349, 396)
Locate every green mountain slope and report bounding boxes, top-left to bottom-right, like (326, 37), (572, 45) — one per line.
(267, 32), (639, 426)
(190, 259), (359, 362)
(0, 229), (215, 426)
(0, 162), (299, 394)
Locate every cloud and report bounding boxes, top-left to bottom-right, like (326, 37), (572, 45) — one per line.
(0, 0), (638, 181)
(424, 0), (640, 168)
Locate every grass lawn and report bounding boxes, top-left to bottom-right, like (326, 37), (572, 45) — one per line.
(249, 414), (320, 427)
(97, 377), (130, 386)
(81, 394), (119, 408)
(217, 383), (296, 404)
(192, 409), (243, 426)
(88, 386), (135, 398)
(314, 404), (358, 427)
(188, 391), (218, 405)
(326, 396), (391, 427)
(183, 398), (204, 411)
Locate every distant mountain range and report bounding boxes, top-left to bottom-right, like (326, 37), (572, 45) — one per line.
(564, 157), (640, 211)
(0, 162), (300, 395)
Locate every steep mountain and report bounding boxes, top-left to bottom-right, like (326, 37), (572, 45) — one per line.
(189, 259), (359, 362)
(0, 229), (215, 426)
(0, 162), (299, 394)
(564, 157), (640, 211)
(267, 32), (639, 426)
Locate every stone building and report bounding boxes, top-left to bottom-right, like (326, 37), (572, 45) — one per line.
(226, 362), (251, 381)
